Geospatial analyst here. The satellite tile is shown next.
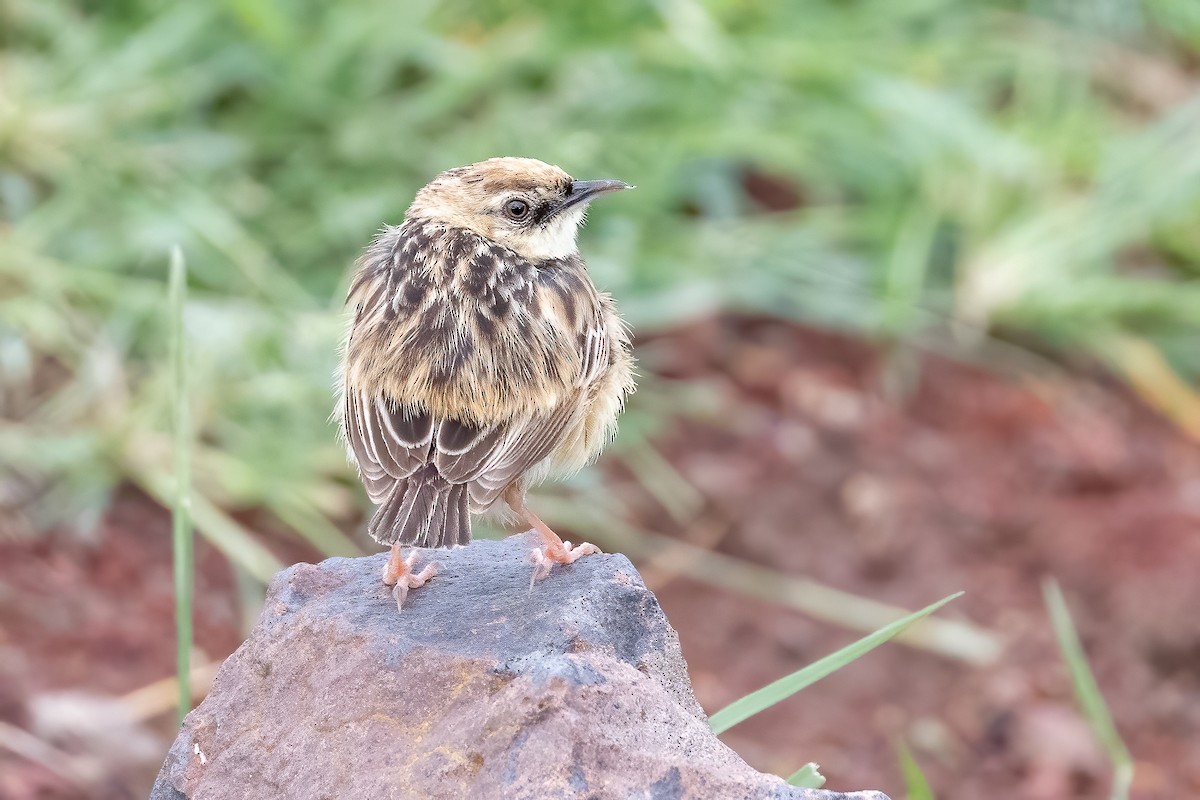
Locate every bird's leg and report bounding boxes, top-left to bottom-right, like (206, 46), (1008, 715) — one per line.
(505, 491), (600, 587)
(381, 544), (437, 612)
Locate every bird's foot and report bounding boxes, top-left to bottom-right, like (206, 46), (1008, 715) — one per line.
(529, 539), (601, 589)
(382, 546), (437, 612)
(505, 492), (602, 589)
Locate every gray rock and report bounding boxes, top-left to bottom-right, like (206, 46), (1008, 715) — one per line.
(152, 532), (889, 800)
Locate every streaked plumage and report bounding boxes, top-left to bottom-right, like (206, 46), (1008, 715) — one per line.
(335, 157), (634, 607)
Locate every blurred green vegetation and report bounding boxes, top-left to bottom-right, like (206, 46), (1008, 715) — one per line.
(3, 0), (1200, 560)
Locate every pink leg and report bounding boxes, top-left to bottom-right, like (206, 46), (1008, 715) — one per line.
(506, 494), (600, 588)
(381, 544), (437, 612)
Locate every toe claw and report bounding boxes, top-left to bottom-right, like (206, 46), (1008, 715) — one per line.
(527, 540), (600, 588)
(529, 548), (552, 591)
(413, 560), (437, 584)
(384, 552), (438, 612)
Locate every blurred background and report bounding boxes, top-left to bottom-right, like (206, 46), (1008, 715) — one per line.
(3, 0), (1200, 797)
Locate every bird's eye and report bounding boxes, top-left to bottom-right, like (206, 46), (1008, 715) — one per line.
(504, 199), (530, 220)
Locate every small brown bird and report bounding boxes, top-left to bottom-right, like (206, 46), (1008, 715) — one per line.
(336, 157), (635, 609)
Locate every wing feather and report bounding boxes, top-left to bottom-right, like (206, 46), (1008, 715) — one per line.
(346, 392), (387, 490)
(347, 391), (437, 503)
(375, 397), (434, 473)
(347, 320), (608, 514)
(346, 387), (583, 511)
(434, 420), (508, 482)
(577, 323), (609, 388)
(464, 398), (585, 510)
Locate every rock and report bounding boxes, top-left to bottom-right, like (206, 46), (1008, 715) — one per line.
(152, 533), (889, 800)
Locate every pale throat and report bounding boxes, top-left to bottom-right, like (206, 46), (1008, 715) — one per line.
(509, 207), (586, 261)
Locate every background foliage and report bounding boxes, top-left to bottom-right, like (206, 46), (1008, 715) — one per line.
(3, 0), (1199, 564)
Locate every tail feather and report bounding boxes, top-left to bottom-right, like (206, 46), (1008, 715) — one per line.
(441, 482), (470, 547)
(368, 467), (471, 548)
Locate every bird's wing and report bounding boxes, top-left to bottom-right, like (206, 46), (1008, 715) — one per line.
(345, 389), (438, 503)
(463, 398), (585, 510)
(345, 386), (583, 507)
(577, 322), (610, 388)
(459, 321), (609, 508)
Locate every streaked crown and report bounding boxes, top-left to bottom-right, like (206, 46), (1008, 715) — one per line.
(406, 157), (628, 261)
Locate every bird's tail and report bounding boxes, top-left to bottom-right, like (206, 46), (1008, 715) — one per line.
(368, 466), (470, 548)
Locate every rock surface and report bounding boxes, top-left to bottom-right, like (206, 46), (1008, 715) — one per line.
(152, 533), (889, 800)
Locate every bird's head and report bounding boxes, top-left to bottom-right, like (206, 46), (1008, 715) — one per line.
(406, 157), (631, 261)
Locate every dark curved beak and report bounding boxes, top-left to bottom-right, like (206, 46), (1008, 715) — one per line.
(553, 179), (633, 216)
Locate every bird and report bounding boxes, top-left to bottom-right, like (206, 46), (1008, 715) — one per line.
(336, 157), (636, 610)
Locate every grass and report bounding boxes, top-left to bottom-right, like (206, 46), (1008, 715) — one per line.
(706, 592), (961, 788)
(1044, 579), (1135, 800)
(786, 762), (826, 789)
(708, 591), (962, 734)
(898, 741), (936, 800)
(169, 246), (193, 726)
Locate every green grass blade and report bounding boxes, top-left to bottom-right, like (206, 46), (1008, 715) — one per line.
(898, 741), (935, 800)
(708, 592), (963, 734)
(786, 762), (826, 789)
(1043, 579), (1134, 800)
(169, 246), (194, 726)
